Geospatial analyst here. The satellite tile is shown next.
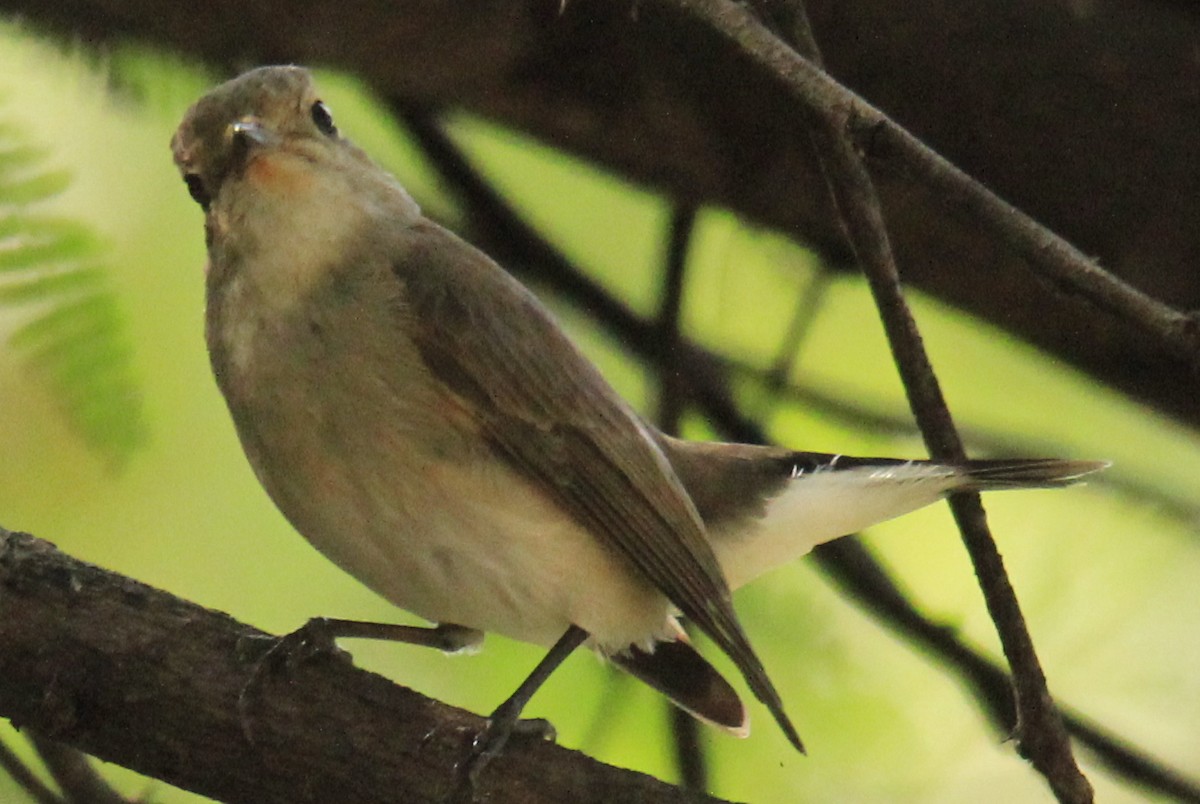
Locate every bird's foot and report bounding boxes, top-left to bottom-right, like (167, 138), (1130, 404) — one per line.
(236, 618), (353, 742)
(453, 713), (557, 800)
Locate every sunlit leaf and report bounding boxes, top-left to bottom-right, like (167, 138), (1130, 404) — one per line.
(0, 168), (72, 206)
(0, 264), (103, 302)
(0, 111), (146, 468)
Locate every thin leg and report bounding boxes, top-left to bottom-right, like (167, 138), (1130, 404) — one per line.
(238, 618), (484, 743)
(241, 618), (482, 671)
(292, 618), (483, 653)
(464, 625), (589, 790)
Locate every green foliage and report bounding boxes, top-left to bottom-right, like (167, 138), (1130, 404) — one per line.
(0, 118), (146, 467)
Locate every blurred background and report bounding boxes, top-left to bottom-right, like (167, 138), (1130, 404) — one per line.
(0, 5), (1198, 803)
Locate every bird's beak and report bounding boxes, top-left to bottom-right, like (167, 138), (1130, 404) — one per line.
(229, 119), (275, 148)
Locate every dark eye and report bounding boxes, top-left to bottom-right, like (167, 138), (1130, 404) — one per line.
(311, 101), (337, 136)
(183, 173), (210, 210)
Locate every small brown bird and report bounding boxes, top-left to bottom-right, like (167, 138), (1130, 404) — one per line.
(171, 65), (1104, 779)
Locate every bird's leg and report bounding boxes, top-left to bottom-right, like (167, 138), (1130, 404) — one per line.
(284, 617), (484, 654)
(238, 618), (483, 742)
(240, 617), (483, 668)
(463, 625), (589, 790)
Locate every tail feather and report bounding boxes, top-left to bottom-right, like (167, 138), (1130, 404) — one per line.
(643, 438), (1106, 747)
(957, 458), (1110, 489)
(610, 638), (750, 737)
(699, 452), (1108, 590)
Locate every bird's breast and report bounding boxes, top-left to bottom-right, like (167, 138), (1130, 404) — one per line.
(205, 260), (672, 651)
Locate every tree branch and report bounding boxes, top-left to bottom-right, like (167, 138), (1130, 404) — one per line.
(0, 528), (725, 804)
(24, 731), (130, 804)
(812, 540), (1200, 804)
(653, 205), (709, 793)
(725, 1), (1091, 799)
(669, 0), (1199, 367)
(0, 735), (63, 804)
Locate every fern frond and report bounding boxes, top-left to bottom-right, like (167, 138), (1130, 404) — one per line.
(0, 219), (99, 273)
(0, 116), (147, 468)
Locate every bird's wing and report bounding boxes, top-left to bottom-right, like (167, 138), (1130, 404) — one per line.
(390, 219), (801, 750)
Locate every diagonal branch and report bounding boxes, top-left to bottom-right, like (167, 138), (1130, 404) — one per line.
(664, 0), (1200, 374)
(0, 528), (725, 804)
(0, 735), (63, 804)
(653, 204), (709, 793)
(23, 731), (132, 804)
(713, 1), (1090, 800)
(813, 539), (1200, 804)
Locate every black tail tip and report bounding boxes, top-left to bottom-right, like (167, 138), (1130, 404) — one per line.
(965, 457), (1111, 489)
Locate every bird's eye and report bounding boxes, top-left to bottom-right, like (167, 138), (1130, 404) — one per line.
(183, 173), (211, 211)
(311, 101), (337, 137)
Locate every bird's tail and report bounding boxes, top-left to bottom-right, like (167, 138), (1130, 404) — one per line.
(954, 457), (1110, 489)
(664, 443), (1108, 590)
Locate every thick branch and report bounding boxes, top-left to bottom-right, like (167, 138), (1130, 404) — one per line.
(0, 528), (723, 804)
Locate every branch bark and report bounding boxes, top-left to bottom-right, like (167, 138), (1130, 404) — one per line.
(0, 528), (724, 804)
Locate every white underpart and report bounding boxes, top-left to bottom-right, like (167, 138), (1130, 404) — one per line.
(712, 461), (964, 590)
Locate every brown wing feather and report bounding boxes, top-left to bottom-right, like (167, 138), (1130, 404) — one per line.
(392, 220), (801, 750)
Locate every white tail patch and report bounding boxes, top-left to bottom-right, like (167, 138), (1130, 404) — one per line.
(709, 456), (1106, 590)
(713, 462), (966, 590)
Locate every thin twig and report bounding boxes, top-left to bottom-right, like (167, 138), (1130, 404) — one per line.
(756, 1), (1091, 800)
(655, 205), (709, 792)
(812, 539), (1200, 804)
(0, 734), (64, 804)
(666, 0), (1200, 374)
(657, 205), (697, 434)
(853, 108), (1200, 372)
(763, 266), (830, 392)
(393, 105), (1199, 802)
(26, 731), (131, 804)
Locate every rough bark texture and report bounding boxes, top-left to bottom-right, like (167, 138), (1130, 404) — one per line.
(0, 528), (722, 804)
(1, 0), (1196, 424)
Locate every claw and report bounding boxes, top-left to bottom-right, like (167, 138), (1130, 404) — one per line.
(237, 620), (352, 743)
(455, 715), (558, 800)
(452, 625), (587, 797)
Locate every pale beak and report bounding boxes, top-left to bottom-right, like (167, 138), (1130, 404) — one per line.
(229, 119), (275, 148)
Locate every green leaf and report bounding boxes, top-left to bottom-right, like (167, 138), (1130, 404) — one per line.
(0, 168), (72, 205)
(0, 143), (49, 178)
(0, 111), (147, 468)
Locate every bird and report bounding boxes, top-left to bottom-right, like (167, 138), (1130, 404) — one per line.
(171, 64), (1105, 782)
